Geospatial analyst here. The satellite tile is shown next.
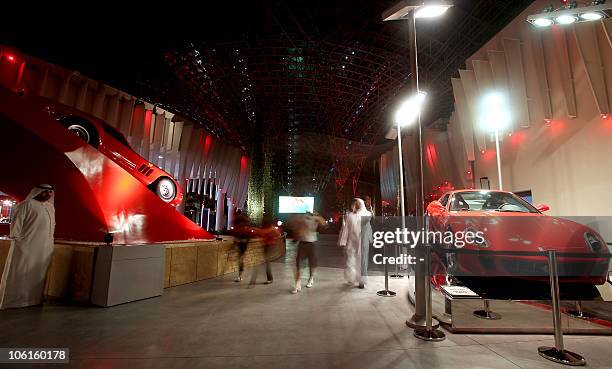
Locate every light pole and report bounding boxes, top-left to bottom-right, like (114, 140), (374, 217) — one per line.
(392, 91), (427, 280)
(378, 92), (427, 298)
(481, 92), (510, 190)
(383, 0), (452, 329)
(394, 91), (428, 217)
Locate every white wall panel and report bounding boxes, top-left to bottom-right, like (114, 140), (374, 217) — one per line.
(529, 33), (553, 120)
(502, 38), (531, 128)
(574, 22), (610, 115)
(551, 28), (578, 118)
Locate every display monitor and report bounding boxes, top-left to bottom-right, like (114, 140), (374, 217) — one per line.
(278, 196), (315, 214)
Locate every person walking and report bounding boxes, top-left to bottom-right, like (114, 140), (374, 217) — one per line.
(230, 210), (252, 282)
(1, 184), (55, 309)
(338, 198), (372, 288)
(291, 212), (325, 294)
(251, 215), (280, 285)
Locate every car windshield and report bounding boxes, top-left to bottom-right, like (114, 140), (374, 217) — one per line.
(450, 191), (539, 213)
(103, 124), (131, 148)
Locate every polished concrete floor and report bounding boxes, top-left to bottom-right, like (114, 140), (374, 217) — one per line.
(1, 236), (611, 369)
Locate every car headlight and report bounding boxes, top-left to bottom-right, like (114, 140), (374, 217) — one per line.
(584, 232), (605, 253)
(466, 227), (488, 248)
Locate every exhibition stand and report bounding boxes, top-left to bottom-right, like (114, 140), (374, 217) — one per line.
(406, 247), (612, 335)
(0, 236), (286, 306)
(402, 246), (612, 366)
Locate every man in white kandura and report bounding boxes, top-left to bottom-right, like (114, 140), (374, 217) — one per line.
(338, 198), (372, 288)
(0, 184), (55, 309)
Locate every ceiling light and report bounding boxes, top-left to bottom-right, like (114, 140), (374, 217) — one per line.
(555, 14), (578, 24)
(533, 18), (554, 27)
(382, 1), (453, 21)
(414, 4), (452, 18)
(580, 12), (603, 20)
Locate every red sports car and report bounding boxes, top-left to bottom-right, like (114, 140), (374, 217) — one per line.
(28, 94), (183, 207)
(426, 190), (609, 285)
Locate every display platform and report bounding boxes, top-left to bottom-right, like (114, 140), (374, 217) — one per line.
(407, 275), (612, 334)
(1, 236), (286, 306)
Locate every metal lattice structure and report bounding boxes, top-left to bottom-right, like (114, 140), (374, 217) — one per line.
(136, 1), (535, 198)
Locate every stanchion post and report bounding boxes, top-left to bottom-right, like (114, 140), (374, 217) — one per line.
(473, 298), (501, 320)
(413, 244), (446, 341)
(377, 242), (396, 297)
(390, 243), (404, 278)
(537, 250), (586, 366)
(566, 301), (595, 320)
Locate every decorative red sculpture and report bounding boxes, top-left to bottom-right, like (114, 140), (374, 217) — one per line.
(0, 85), (213, 244)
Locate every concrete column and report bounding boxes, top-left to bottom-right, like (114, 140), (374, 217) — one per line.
(215, 189), (225, 231)
(107, 93), (121, 128)
(227, 198), (235, 229)
(141, 104), (154, 160)
(58, 71), (78, 105)
(75, 80), (89, 111)
(92, 84), (107, 119)
(37, 66), (49, 96)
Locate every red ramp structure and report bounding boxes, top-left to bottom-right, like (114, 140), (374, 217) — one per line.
(0, 85), (213, 244)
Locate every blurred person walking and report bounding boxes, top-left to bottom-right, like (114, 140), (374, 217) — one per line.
(338, 198), (372, 288)
(0, 184), (55, 309)
(230, 209), (252, 282)
(291, 212), (325, 294)
(250, 215), (280, 285)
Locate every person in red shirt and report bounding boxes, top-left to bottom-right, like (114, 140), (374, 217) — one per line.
(251, 215), (281, 284)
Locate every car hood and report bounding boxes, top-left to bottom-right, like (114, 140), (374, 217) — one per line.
(449, 212), (607, 253)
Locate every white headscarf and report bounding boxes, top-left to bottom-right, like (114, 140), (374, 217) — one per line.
(24, 184), (55, 205)
(353, 198), (371, 217)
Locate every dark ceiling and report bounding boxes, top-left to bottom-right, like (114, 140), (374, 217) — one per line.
(1, 0), (534, 195)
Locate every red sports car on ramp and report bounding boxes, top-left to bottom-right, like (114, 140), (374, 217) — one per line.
(426, 190), (610, 286)
(29, 94), (182, 207)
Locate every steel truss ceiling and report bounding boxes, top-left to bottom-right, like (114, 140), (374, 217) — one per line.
(137, 0), (533, 195)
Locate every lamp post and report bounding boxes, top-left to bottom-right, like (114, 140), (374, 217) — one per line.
(481, 92), (511, 190)
(383, 0), (452, 329)
(393, 91), (428, 280)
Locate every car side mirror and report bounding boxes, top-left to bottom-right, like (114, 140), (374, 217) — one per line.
(536, 204), (550, 212)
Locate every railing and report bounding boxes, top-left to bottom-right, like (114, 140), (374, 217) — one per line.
(408, 245), (612, 365)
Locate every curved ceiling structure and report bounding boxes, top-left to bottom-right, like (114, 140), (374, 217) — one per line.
(1, 0), (535, 196)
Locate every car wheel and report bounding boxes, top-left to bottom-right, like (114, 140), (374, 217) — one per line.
(155, 177), (177, 203)
(58, 116), (99, 147)
(67, 124), (92, 143)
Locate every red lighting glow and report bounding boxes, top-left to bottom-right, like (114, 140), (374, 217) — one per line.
(482, 150), (497, 161)
(509, 131), (527, 146)
(602, 114), (609, 120)
(425, 143), (438, 170)
(5, 54), (15, 62)
(544, 118), (552, 125)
